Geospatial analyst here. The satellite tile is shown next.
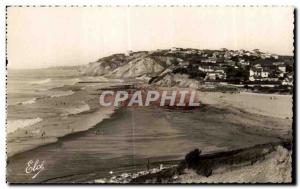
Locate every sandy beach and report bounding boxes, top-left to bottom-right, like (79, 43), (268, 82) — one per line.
(7, 84), (293, 183)
(6, 69), (293, 183)
(116, 90), (293, 184)
(198, 91), (293, 120)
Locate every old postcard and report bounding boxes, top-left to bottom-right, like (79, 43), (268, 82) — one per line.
(6, 6), (294, 184)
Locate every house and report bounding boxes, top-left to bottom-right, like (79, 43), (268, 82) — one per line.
(238, 59), (250, 66)
(198, 65), (214, 72)
(198, 65), (226, 80)
(282, 73), (293, 86)
(125, 50), (133, 56)
(249, 64), (282, 82)
(201, 58), (217, 64)
(245, 52), (252, 56)
(271, 54), (279, 59)
(205, 71), (226, 80)
(224, 51), (232, 59)
(179, 61), (189, 68)
(224, 60), (236, 66)
(171, 47), (180, 51)
(249, 65), (270, 81)
(261, 53), (271, 59)
(270, 62), (286, 77)
(277, 65), (286, 73)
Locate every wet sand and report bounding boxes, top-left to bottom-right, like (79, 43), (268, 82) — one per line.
(7, 101), (291, 183)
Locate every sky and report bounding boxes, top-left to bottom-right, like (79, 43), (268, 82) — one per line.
(7, 6), (294, 69)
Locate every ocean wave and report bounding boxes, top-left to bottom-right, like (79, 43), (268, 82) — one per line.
(7, 117), (43, 134)
(70, 78), (81, 85)
(36, 78), (81, 92)
(61, 101), (90, 116)
(13, 90), (75, 106)
(37, 84), (65, 92)
(20, 98), (37, 105)
(50, 90), (74, 98)
(30, 78), (52, 85)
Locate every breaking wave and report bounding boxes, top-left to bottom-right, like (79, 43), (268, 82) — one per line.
(30, 78), (52, 85)
(61, 101), (90, 116)
(20, 98), (37, 105)
(7, 117), (43, 134)
(50, 90), (75, 98)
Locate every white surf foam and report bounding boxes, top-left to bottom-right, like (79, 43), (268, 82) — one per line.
(61, 102), (90, 116)
(20, 98), (37, 105)
(30, 78), (52, 85)
(7, 117), (43, 134)
(50, 90), (74, 98)
(70, 78), (81, 85)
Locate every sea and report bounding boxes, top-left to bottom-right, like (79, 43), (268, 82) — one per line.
(7, 67), (117, 156)
(7, 68), (80, 133)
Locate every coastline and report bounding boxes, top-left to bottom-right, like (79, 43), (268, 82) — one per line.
(7, 84), (293, 183)
(92, 87), (293, 184)
(6, 82), (117, 157)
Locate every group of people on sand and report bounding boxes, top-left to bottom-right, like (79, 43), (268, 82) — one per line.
(23, 101), (71, 138)
(25, 129), (46, 138)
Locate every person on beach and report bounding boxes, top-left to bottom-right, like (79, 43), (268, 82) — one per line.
(147, 159), (150, 171)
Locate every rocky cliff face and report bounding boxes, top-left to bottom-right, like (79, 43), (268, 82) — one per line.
(152, 73), (201, 88)
(107, 57), (165, 79)
(82, 49), (203, 86)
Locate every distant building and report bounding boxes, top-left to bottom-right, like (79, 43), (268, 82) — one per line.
(179, 61), (190, 68)
(249, 65), (269, 81)
(278, 66), (286, 72)
(224, 60), (236, 66)
(198, 65), (226, 80)
(249, 64), (284, 82)
(201, 58), (217, 64)
(271, 54), (279, 59)
(125, 50), (133, 56)
(205, 71), (226, 80)
(238, 59), (250, 66)
(282, 73), (293, 86)
(198, 65), (214, 72)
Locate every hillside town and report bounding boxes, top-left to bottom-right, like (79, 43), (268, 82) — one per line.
(85, 47), (294, 94)
(163, 47), (293, 85)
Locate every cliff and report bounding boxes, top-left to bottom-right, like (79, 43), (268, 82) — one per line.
(82, 49), (204, 86)
(82, 48), (293, 88)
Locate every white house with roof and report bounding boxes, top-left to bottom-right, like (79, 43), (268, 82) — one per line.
(198, 65), (226, 80)
(249, 65), (270, 81)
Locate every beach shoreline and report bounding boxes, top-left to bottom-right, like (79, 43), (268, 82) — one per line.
(6, 83), (293, 183)
(90, 86), (293, 184)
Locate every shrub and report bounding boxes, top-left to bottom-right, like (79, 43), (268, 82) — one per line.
(185, 149), (201, 168)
